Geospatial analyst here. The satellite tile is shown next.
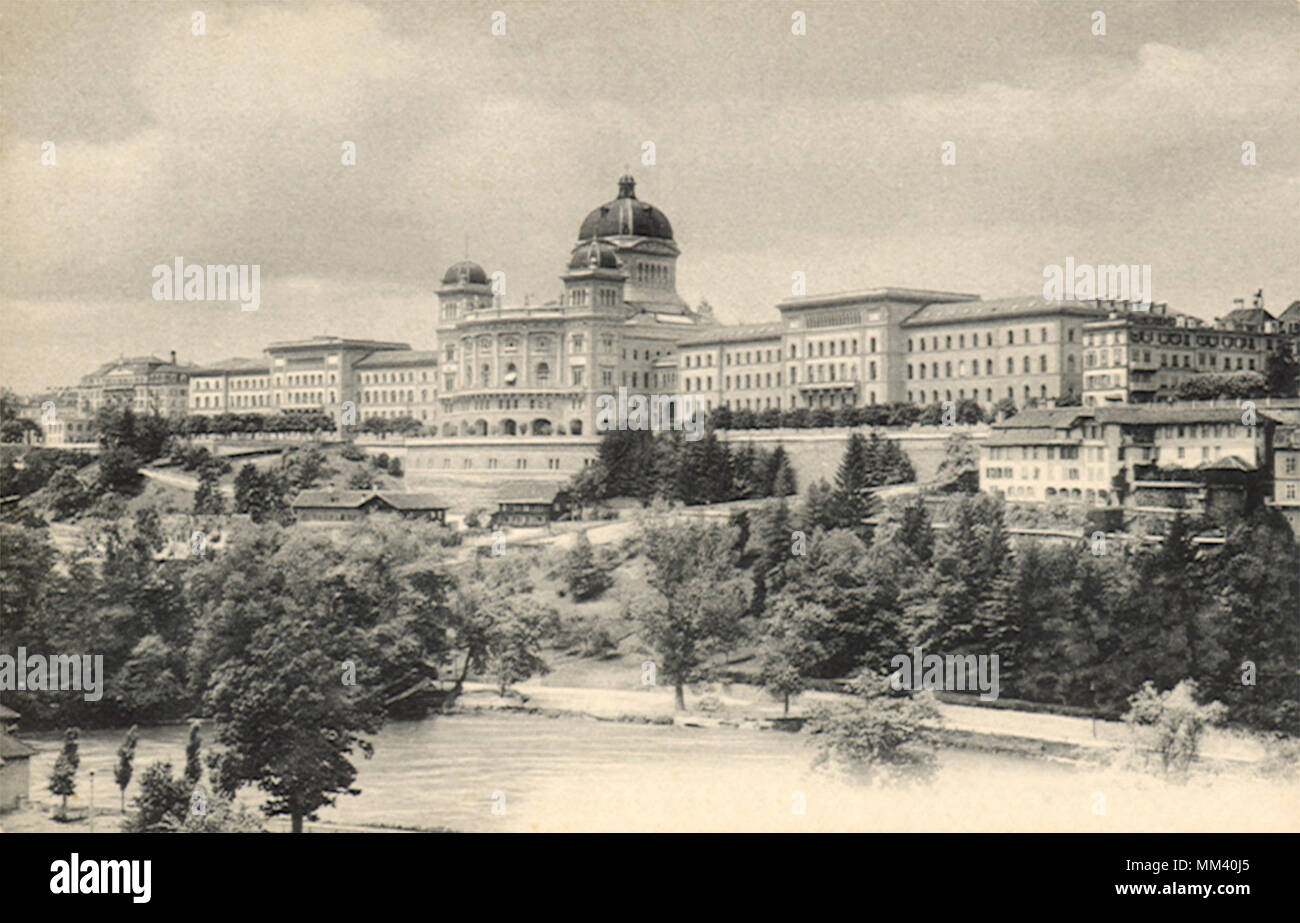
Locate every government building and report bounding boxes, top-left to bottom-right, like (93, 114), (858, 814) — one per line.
(31, 174), (1294, 493)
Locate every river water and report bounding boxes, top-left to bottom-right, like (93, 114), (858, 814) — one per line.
(18, 712), (1298, 832)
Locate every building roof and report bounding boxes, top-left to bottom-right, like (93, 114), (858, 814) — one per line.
(190, 357), (271, 376)
(983, 427), (1082, 447)
(292, 490), (447, 511)
(0, 733), (37, 760)
(678, 322), (785, 347)
(441, 260), (489, 286)
(265, 336), (411, 353)
(1275, 425), (1300, 449)
(567, 239), (624, 271)
(495, 480), (567, 504)
(1197, 455), (1255, 471)
(902, 295), (1107, 327)
(578, 176), (674, 241)
(83, 355), (196, 379)
(1219, 307), (1275, 329)
(353, 350), (439, 369)
(778, 287), (979, 312)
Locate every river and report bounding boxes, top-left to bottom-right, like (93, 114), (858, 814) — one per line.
(17, 712), (1298, 832)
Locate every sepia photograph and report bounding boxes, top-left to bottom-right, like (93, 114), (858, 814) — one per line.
(1, 0), (1297, 901)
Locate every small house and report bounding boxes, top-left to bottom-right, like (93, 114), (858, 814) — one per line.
(492, 481), (571, 528)
(292, 489), (448, 524)
(0, 704), (36, 812)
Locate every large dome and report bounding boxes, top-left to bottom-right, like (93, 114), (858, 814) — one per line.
(441, 260), (488, 286)
(577, 175), (674, 241)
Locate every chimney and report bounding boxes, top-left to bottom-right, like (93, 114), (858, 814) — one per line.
(1233, 298), (1245, 311)
(170, 350), (177, 365)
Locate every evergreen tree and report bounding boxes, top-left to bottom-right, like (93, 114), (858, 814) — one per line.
(803, 478), (837, 532)
(48, 727), (80, 817)
(896, 496), (933, 564)
(184, 721), (203, 789)
(563, 531), (612, 601)
(832, 432), (877, 535)
(114, 725), (139, 813)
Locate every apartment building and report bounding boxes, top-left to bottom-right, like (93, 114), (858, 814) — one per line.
(980, 406), (1276, 515)
(1083, 301), (1276, 406)
(354, 349), (439, 425)
(188, 358), (272, 414)
(902, 296), (1101, 408)
(78, 353), (194, 417)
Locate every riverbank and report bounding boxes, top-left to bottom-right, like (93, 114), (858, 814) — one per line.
(446, 677), (1274, 770)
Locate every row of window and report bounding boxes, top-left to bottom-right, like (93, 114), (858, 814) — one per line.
(910, 327), (1076, 351)
(909, 355), (1071, 378)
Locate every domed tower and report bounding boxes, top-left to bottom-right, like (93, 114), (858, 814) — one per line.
(561, 238), (628, 312)
(569, 175), (688, 314)
(437, 260), (493, 324)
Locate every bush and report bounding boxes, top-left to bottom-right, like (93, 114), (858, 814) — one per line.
(340, 442), (365, 462)
(695, 694), (724, 713)
(804, 674), (942, 785)
(387, 457), (403, 477)
(1123, 680), (1227, 776)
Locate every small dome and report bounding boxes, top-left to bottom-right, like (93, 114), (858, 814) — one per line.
(578, 176), (674, 241)
(441, 260), (488, 286)
(568, 240), (622, 271)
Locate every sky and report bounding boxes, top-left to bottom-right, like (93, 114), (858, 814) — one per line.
(2, 0), (1298, 393)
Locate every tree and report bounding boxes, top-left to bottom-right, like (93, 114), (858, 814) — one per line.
(636, 515), (752, 710)
(122, 761), (191, 832)
(193, 465), (225, 515)
(48, 727), (80, 817)
(804, 674), (942, 785)
(114, 726), (139, 813)
(830, 433), (879, 536)
(759, 596), (831, 715)
(486, 606), (555, 697)
(98, 446), (143, 494)
(347, 469), (374, 490)
(896, 496), (934, 564)
(803, 478), (837, 532)
(184, 721), (203, 789)
(45, 465), (90, 520)
(563, 531), (612, 601)
(190, 525), (453, 832)
(234, 464), (290, 523)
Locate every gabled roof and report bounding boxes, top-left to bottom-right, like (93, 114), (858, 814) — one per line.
(0, 733), (37, 760)
(292, 489), (447, 511)
(1219, 307), (1275, 328)
(496, 481), (567, 504)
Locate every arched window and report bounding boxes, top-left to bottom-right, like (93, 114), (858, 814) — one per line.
(536, 362), (551, 385)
